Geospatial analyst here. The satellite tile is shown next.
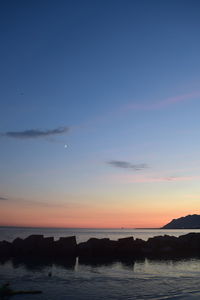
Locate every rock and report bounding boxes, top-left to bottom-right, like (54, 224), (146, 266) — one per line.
(2, 232), (200, 259)
(54, 236), (77, 256)
(78, 238), (117, 257)
(12, 236), (55, 257)
(78, 241), (92, 257)
(117, 236), (135, 257)
(12, 238), (24, 255)
(23, 235), (44, 255)
(0, 241), (12, 256)
(118, 237), (134, 244)
(24, 235), (44, 242)
(143, 235), (181, 257)
(178, 233), (200, 254)
(132, 238), (146, 256)
(38, 237), (54, 256)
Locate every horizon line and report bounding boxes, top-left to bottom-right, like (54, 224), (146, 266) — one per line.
(0, 225), (161, 230)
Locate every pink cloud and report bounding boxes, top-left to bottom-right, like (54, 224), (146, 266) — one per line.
(111, 174), (200, 184)
(79, 91), (200, 130)
(126, 91), (200, 111)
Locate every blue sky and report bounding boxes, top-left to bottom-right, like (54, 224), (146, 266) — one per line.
(0, 0), (200, 227)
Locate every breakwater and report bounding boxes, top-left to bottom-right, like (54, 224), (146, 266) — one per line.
(1, 232), (200, 259)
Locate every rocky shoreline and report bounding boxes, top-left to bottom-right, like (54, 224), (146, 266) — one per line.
(1, 232), (200, 260)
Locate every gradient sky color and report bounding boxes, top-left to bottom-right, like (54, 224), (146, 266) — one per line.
(1, 0), (200, 228)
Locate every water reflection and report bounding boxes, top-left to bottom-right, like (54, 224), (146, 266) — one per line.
(78, 256), (139, 271)
(1, 256), (200, 275)
(0, 257), (76, 272)
(0, 257), (139, 272)
(1, 256), (200, 300)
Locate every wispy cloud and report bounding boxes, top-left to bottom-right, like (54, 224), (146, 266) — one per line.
(0, 127), (69, 139)
(107, 160), (148, 171)
(0, 197), (8, 200)
(126, 91), (200, 111)
(113, 174), (200, 183)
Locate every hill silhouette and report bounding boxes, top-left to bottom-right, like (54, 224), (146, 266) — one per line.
(162, 214), (200, 229)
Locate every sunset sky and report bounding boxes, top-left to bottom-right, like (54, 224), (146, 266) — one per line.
(1, 0), (200, 228)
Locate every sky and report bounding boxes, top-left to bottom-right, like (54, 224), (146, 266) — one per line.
(0, 0), (200, 228)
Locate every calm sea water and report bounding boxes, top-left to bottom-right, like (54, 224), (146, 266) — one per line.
(1, 227), (200, 299)
(1, 226), (200, 243)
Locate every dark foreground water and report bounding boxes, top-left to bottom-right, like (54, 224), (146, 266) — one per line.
(1, 227), (200, 299)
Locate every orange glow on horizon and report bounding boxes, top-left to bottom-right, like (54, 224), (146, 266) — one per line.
(1, 195), (199, 229)
(0, 208), (194, 229)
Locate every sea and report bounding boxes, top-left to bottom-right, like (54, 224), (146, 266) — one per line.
(1, 227), (200, 299)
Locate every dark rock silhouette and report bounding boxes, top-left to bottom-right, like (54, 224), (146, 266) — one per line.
(8, 235), (77, 258)
(78, 238), (117, 257)
(12, 238), (24, 255)
(117, 236), (146, 257)
(162, 214), (200, 229)
(54, 236), (77, 256)
(0, 241), (12, 256)
(1, 233), (200, 260)
(22, 235), (44, 255)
